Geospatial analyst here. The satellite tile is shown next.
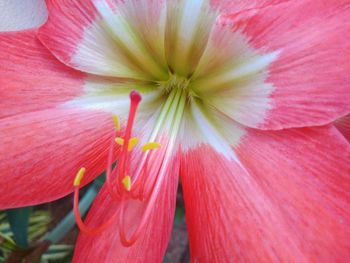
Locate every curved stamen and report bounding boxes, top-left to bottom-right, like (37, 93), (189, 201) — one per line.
(73, 90), (166, 240)
(118, 172), (163, 246)
(73, 168), (120, 235)
(118, 195), (149, 247)
(118, 146), (168, 246)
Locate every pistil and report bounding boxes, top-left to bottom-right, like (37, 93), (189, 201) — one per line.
(73, 87), (186, 245)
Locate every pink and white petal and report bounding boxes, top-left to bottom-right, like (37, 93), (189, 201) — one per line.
(0, 0), (47, 31)
(73, 153), (180, 263)
(0, 108), (115, 208)
(181, 126), (350, 262)
(181, 99), (245, 159)
(220, 1), (350, 129)
(91, 0), (168, 80)
(335, 115), (350, 142)
(37, 0), (149, 79)
(0, 29), (85, 119)
(191, 22), (278, 128)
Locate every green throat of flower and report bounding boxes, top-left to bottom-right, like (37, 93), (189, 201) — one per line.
(69, 0), (278, 245)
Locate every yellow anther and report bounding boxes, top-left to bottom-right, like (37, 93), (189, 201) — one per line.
(122, 176), (131, 191)
(128, 137), (139, 151)
(115, 137), (124, 146)
(115, 137), (139, 151)
(112, 115), (121, 131)
(74, 167), (86, 187)
(142, 142), (161, 152)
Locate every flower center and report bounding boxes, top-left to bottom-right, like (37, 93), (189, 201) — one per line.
(69, 0), (279, 245)
(159, 73), (199, 101)
(69, 0), (277, 133)
(160, 74), (190, 92)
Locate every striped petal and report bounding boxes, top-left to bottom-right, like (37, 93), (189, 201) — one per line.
(220, 1), (350, 129)
(0, 29), (85, 119)
(0, 108), (114, 208)
(37, 0), (168, 80)
(190, 21), (278, 129)
(181, 125), (350, 262)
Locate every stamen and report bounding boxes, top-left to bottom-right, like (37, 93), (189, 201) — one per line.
(118, 180), (158, 247)
(142, 142), (161, 152)
(73, 167), (86, 187)
(127, 137), (139, 151)
(112, 115), (121, 131)
(73, 168), (120, 235)
(115, 137), (140, 151)
(115, 137), (124, 145)
(122, 176), (132, 191)
(72, 90), (167, 240)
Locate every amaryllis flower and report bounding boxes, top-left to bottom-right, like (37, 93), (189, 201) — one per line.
(1, 0), (350, 262)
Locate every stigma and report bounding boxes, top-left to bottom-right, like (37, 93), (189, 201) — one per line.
(73, 90), (162, 244)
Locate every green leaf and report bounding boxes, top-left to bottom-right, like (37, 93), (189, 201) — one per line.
(41, 244), (74, 263)
(6, 207), (32, 248)
(0, 232), (16, 250)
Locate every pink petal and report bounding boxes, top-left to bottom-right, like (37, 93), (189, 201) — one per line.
(211, 0), (289, 13)
(0, 0), (47, 31)
(0, 29), (85, 119)
(222, 1), (350, 129)
(73, 154), (180, 263)
(0, 108), (115, 208)
(335, 115), (350, 142)
(181, 126), (350, 262)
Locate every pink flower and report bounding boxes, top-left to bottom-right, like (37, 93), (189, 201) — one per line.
(1, 0), (350, 262)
